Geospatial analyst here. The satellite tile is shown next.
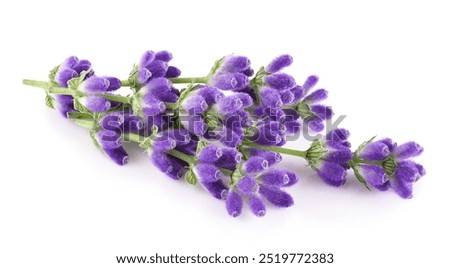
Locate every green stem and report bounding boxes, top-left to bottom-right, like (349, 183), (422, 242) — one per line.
(241, 141), (308, 159)
(95, 93), (130, 104)
(74, 119), (95, 129)
(351, 158), (383, 166)
(120, 80), (131, 87)
(167, 150), (196, 165)
(22, 79), (50, 90)
(169, 77), (208, 84)
(123, 132), (145, 143)
(165, 102), (178, 110)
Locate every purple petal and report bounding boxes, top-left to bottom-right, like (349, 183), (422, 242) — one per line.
(165, 66), (181, 78)
(226, 191), (243, 217)
(60, 56), (79, 69)
(326, 128), (351, 146)
(152, 137), (176, 152)
(195, 164), (224, 183)
(211, 73), (248, 90)
(151, 152), (187, 180)
(391, 177), (413, 199)
(290, 85), (305, 102)
(201, 180), (228, 200)
(311, 104), (333, 120)
(138, 68), (152, 84)
(283, 171), (300, 187)
(395, 161), (421, 183)
(105, 77), (121, 91)
(306, 117), (325, 132)
(285, 120), (301, 134)
(325, 141), (353, 163)
(279, 90), (295, 105)
(260, 170), (290, 186)
(260, 88), (282, 108)
(264, 73), (296, 91)
(303, 89), (328, 103)
(266, 54), (293, 73)
(155, 50), (173, 62)
(218, 126), (244, 147)
(244, 156), (269, 173)
(104, 147), (129, 166)
(142, 97), (166, 116)
(139, 50), (156, 68)
(248, 194), (266, 217)
(181, 95), (208, 115)
(55, 68), (78, 87)
(99, 112), (124, 129)
(72, 60), (92, 74)
(237, 175), (257, 195)
(215, 148), (242, 170)
(79, 77), (110, 93)
(360, 141), (391, 161)
(79, 96), (111, 112)
(216, 95), (244, 115)
(258, 185), (294, 207)
(181, 115), (207, 136)
(316, 161), (347, 187)
(197, 86), (224, 104)
(247, 148), (282, 166)
(303, 75), (319, 94)
(146, 60), (168, 78)
(97, 129), (122, 149)
(360, 164), (388, 187)
(394, 142), (424, 160)
(54, 95), (74, 117)
(222, 55), (250, 73)
(198, 145), (223, 164)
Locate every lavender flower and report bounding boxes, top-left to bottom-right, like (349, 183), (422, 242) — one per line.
(354, 139), (425, 198)
(308, 129), (353, 187)
(52, 56), (93, 117)
(96, 112), (129, 165)
(137, 50), (181, 84)
(209, 54), (251, 91)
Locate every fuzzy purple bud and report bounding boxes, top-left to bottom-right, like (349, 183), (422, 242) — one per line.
(211, 73), (248, 90)
(215, 148), (242, 170)
(104, 147), (129, 166)
(195, 164), (224, 183)
(146, 60), (168, 78)
(97, 129), (122, 149)
(55, 69), (78, 87)
(283, 171), (299, 187)
(165, 66), (181, 78)
(202, 180), (228, 200)
(244, 156), (269, 173)
(303, 89), (328, 103)
(182, 95), (208, 115)
(360, 165), (388, 186)
(237, 175), (257, 195)
(197, 86), (224, 104)
(258, 185), (294, 208)
(248, 194), (266, 217)
(311, 105), (333, 120)
(79, 96), (111, 112)
(264, 73), (296, 91)
(226, 191), (243, 217)
(260, 88), (282, 108)
(140, 50), (156, 67)
(155, 50), (173, 62)
(360, 141), (391, 161)
(303, 75), (319, 93)
(216, 95), (244, 115)
(266, 54), (293, 73)
(394, 142), (424, 160)
(222, 55), (251, 73)
(316, 161), (347, 187)
(260, 170), (290, 186)
(198, 145), (223, 164)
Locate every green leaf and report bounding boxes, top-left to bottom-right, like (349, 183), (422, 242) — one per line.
(45, 94), (55, 109)
(207, 56), (225, 78)
(67, 112), (93, 120)
(237, 146), (251, 161)
(127, 64), (140, 90)
(67, 69), (90, 91)
(184, 169), (198, 185)
(138, 137), (153, 150)
(350, 163), (371, 191)
(178, 83), (198, 104)
(296, 102), (316, 120)
(73, 98), (90, 114)
(355, 136), (376, 156)
(230, 168), (244, 187)
(89, 129), (102, 151)
(48, 65), (60, 86)
(195, 140), (209, 155)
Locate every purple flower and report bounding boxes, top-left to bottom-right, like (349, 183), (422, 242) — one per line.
(265, 54), (293, 74)
(95, 112), (129, 166)
(137, 50), (181, 84)
(308, 129), (352, 187)
(136, 77), (179, 117)
(209, 54), (251, 91)
(354, 138), (425, 198)
(52, 56), (93, 117)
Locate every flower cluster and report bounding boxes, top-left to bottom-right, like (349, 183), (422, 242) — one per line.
(23, 50), (426, 217)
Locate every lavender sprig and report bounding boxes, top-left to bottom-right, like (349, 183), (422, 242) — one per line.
(23, 51), (426, 217)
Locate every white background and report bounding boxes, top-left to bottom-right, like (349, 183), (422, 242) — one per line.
(1, 1), (448, 267)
